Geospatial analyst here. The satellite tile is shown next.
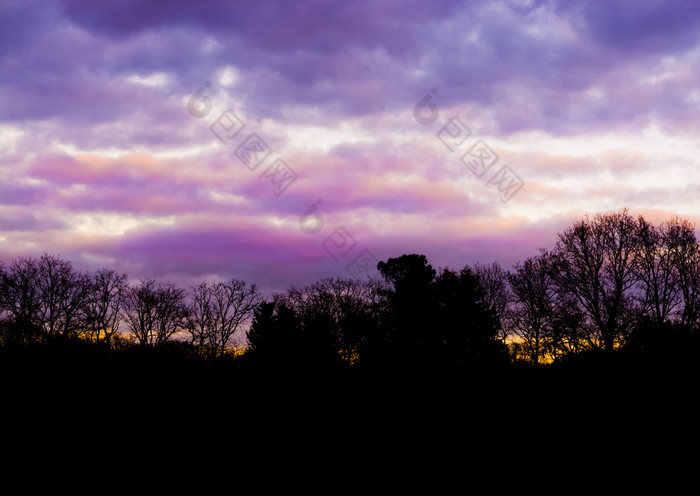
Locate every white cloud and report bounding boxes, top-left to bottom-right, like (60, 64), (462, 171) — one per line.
(125, 72), (171, 87)
(216, 65), (240, 87)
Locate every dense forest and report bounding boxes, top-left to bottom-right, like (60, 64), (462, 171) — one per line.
(2, 208), (700, 381)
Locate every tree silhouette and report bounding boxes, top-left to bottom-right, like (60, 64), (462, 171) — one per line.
(508, 252), (556, 365)
(123, 278), (187, 347)
(472, 261), (510, 343)
(0, 256), (42, 344)
(551, 209), (644, 351)
(375, 254), (437, 367)
(661, 216), (700, 326)
(1, 208), (699, 378)
(83, 268), (128, 346)
(185, 282), (213, 355)
(35, 253), (91, 339)
(184, 279), (261, 358)
(282, 277), (384, 367)
(634, 216), (681, 326)
(245, 300), (302, 369)
(433, 266), (505, 367)
(374, 254), (506, 370)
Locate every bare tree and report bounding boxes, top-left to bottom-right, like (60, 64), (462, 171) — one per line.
(123, 278), (186, 347)
(661, 216), (700, 326)
(547, 291), (587, 359)
(153, 282), (187, 346)
(83, 268), (128, 346)
(551, 209), (644, 351)
(634, 216), (682, 326)
(472, 261), (510, 343)
(0, 257), (42, 343)
(508, 253), (556, 365)
(247, 277), (384, 368)
(209, 279), (260, 356)
(123, 278), (158, 346)
(185, 279), (261, 357)
(34, 253), (91, 338)
(287, 277), (386, 364)
(186, 282), (213, 355)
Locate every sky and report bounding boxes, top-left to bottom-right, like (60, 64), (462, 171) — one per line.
(1, 0), (700, 295)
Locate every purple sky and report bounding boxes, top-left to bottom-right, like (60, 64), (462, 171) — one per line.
(2, 0), (700, 295)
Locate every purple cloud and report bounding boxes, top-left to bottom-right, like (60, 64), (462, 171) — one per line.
(2, 0), (700, 293)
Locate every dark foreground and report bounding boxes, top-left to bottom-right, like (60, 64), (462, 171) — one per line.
(1, 341), (696, 488)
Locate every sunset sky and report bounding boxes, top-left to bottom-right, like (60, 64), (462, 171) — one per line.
(2, 0), (700, 295)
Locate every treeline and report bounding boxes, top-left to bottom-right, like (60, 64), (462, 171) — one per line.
(0, 256), (260, 358)
(1, 208), (700, 373)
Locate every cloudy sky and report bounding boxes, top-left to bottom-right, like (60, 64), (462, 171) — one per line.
(1, 0), (700, 294)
